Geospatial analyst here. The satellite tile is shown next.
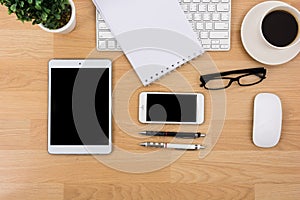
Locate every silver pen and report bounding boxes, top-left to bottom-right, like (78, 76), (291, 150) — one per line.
(140, 142), (205, 150)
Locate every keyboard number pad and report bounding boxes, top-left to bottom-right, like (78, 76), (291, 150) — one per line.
(185, 0), (231, 51)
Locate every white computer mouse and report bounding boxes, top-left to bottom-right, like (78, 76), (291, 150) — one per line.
(253, 93), (282, 148)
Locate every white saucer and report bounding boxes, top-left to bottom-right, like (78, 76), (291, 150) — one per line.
(241, 1), (300, 65)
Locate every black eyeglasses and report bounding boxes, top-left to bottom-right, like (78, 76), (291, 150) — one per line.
(200, 67), (267, 90)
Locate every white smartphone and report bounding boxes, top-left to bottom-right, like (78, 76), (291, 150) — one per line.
(139, 92), (204, 124)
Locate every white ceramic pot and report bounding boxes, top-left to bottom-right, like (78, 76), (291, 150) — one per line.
(39, 0), (76, 34)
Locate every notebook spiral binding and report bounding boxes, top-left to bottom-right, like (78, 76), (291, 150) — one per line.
(143, 50), (203, 85)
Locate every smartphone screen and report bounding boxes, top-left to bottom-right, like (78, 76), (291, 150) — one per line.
(146, 93), (198, 122)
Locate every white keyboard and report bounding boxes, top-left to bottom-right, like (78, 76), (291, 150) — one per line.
(96, 0), (231, 51)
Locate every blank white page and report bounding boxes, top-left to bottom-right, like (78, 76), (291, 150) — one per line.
(93, 0), (204, 85)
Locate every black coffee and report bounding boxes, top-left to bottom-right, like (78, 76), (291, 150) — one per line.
(262, 10), (298, 47)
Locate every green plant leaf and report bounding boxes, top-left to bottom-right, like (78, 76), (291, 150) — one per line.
(41, 12), (48, 21)
(44, 8), (51, 14)
(36, 0), (42, 5)
(35, 4), (41, 10)
(55, 14), (61, 20)
(10, 4), (17, 12)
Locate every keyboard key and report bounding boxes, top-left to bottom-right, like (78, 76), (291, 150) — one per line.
(208, 5), (216, 12)
(205, 23), (213, 30)
(212, 13), (220, 21)
(99, 31), (114, 39)
(215, 22), (229, 30)
(108, 40), (116, 49)
(203, 44), (210, 49)
(200, 32), (209, 39)
(210, 31), (229, 38)
(99, 40), (106, 49)
(97, 13), (103, 20)
(211, 40), (220, 44)
(196, 22), (204, 30)
(193, 13), (201, 20)
(202, 0), (210, 2)
(189, 22), (196, 29)
(190, 4), (197, 12)
(198, 5), (206, 12)
(201, 39), (211, 44)
(98, 22), (108, 29)
(217, 4), (230, 12)
(221, 44), (229, 49)
(212, 44), (220, 49)
(203, 13), (211, 21)
(221, 13), (229, 20)
(186, 13), (193, 20)
(220, 39), (229, 44)
(181, 4), (189, 12)
(193, 0), (201, 2)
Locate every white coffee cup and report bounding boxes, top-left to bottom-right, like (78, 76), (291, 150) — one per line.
(259, 4), (300, 50)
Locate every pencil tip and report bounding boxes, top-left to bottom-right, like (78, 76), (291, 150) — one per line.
(139, 142), (146, 146)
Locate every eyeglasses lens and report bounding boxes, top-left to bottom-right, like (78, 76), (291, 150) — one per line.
(205, 78), (231, 89)
(239, 74), (263, 86)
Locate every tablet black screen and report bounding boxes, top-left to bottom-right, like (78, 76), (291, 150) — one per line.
(50, 68), (110, 145)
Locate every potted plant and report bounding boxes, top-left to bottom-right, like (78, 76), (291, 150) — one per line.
(0, 0), (76, 34)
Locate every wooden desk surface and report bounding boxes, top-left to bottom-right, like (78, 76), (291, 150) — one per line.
(0, 0), (299, 199)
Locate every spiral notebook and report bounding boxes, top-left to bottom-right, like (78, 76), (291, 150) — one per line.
(93, 0), (204, 86)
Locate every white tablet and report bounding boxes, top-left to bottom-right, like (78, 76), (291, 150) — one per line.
(48, 59), (112, 154)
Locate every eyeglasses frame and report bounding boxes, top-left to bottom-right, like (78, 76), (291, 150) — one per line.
(200, 67), (267, 90)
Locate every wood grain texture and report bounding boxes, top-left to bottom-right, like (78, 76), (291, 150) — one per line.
(255, 184), (300, 200)
(0, 183), (63, 200)
(0, 0), (299, 199)
(64, 183), (253, 200)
